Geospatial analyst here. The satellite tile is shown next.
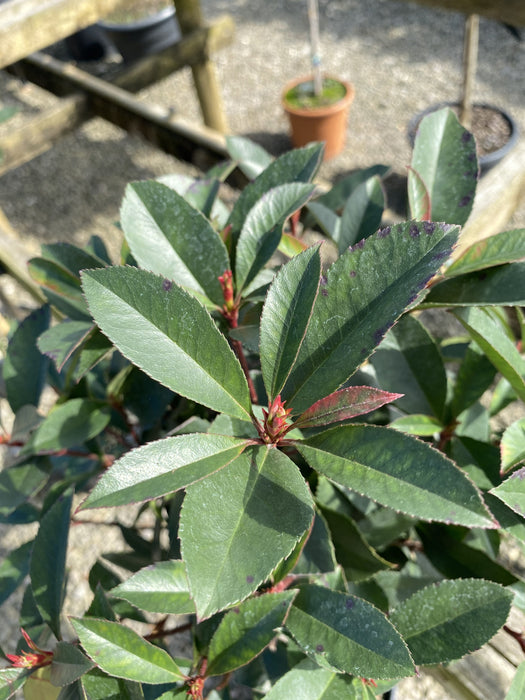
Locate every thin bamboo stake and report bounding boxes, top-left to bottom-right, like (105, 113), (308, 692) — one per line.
(307, 0), (323, 96)
(459, 13), (479, 130)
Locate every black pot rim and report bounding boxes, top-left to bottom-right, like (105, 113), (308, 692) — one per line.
(98, 6), (175, 32)
(407, 101), (519, 168)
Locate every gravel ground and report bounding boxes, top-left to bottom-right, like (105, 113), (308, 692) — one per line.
(0, 1), (524, 697)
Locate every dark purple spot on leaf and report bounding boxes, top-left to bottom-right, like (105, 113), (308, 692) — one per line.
(234, 607), (240, 614)
(462, 131), (472, 142)
(423, 221), (435, 235)
(162, 279), (173, 291)
(320, 275), (328, 286)
(346, 598), (354, 609)
(349, 270), (356, 278)
(246, 575), (254, 583)
(316, 644), (324, 652)
(409, 223), (420, 238)
(321, 289), (328, 297)
(458, 195), (472, 208)
(361, 348), (367, 355)
(378, 226), (391, 238)
(374, 326), (388, 345)
(355, 239), (365, 249)
(468, 152), (476, 161)
(478, 272), (487, 281)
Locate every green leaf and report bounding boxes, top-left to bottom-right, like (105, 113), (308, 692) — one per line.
(451, 342), (497, 419)
(28, 259), (91, 320)
(501, 418), (525, 474)
(228, 144), (323, 234)
(454, 306), (525, 402)
(207, 590), (296, 675)
(50, 642), (95, 686)
(30, 489), (73, 638)
(286, 585), (414, 679)
(410, 107), (478, 226)
(309, 164), (390, 216)
(298, 425), (495, 528)
(3, 305), (50, 413)
(226, 135), (273, 180)
(338, 175), (384, 252)
(77, 668), (145, 699)
(37, 320), (95, 371)
(320, 507), (393, 582)
(110, 560), (195, 615)
(294, 511), (337, 575)
(260, 245), (321, 400)
(22, 399), (110, 455)
(0, 667), (31, 700)
(180, 446), (314, 618)
(261, 658), (375, 700)
(306, 201), (341, 242)
(0, 461), (47, 518)
(390, 579), (513, 665)
(0, 540), (33, 606)
(490, 468), (525, 518)
(389, 414), (443, 436)
(372, 313), (447, 420)
(446, 229), (525, 277)
(81, 433), (248, 510)
(506, 660), (525, 700)
(294, 387), (402, 430)
(235, 182), (315, 292)
(425, 262), (525, 306)
(281, 221), (459, 413)
(81, 266), (252, 419)
(39, 242), (106, 277)
(120, 181), (229, 306)
(407, 165), (431, 221)
(70, 617), (184, 684)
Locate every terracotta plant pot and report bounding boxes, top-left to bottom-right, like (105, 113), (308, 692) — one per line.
(282, 76), (355, 160)
(97, 6), (180, 63)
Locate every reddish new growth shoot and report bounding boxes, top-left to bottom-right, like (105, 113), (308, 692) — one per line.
(262, 395), (293, 444)
(218, 269), (237, 325)
(6, 629), (53, 669)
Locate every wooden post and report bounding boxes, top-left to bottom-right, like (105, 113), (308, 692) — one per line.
(459, 14), (479, 130)
(172, 0), (229, 133)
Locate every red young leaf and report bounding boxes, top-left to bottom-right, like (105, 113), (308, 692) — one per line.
(293, 387), (403, 429)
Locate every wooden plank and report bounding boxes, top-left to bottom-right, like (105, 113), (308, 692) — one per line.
(173, 0), (229, 133)
(392, 0), (525, 26)
(0, 0), (131, 69)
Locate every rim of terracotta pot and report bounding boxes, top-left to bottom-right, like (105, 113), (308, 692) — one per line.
(282, 76), (355, 118)
(98, 6), (175, 31)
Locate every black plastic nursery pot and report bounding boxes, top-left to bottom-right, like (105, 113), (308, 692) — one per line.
(408, 102), (519, 175)
(97, 6), (180, 63)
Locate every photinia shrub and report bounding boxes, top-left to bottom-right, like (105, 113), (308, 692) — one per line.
(1, 108), (525, 699)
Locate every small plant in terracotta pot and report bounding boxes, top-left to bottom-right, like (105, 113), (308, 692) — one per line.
(282, 0), (355, 160)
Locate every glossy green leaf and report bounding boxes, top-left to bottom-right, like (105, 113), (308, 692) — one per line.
(235, 182), (315, 292)
(298, 425), (495, 528)
(228, 144), (323, 234)
(180, 446), (314, 618)
(0, 667), (31, 700)
(30, 489), (73, 638)
(338, 176), (384, 252)
(451, 342), (497, 419)
(425, 262), (525, 306)
(110, 560), (195, 615)
(120, 181), (229, 306)
(70, 618), (184, 684)
(76, 668), (145, 699)
(28, 258), (91, 320)
(39, 242), (106, 277)
(389, 414), (443, 436)
(281, 221), (459, 413)
(50, 642), (95, 686)
(320, 507), (393, 582)
(407, 165), (431, 221)
(454, 307), (525, 402)
(37, 320), (94, 371)
(501, 418), (525, 474)
(306, 201), (341, 242)
(294, 511), (337, 575)
(390, 579), (513, 665)
(309, 164), (390, 216)
(506, 660), (525, 700)
(260, 245), (321, 400)
(372, 313), (447, 420)
(0, 461), (47, 518)
(490, 468), (525, 518)
(262, 658), (370, 699)
(0, 540), (33, 606)
(296, 387), (403, 430)
(22, 398), (110, 455)
(3, 305), (50, 413)
(81, 266), (252, 419)
(81, 433), (248, 510)
(207, 590), (296, 675)
(226, 135), (273, 179)
(286, 585), (414, 679)
(410, 108), (478, 226)
(446, 229), (525, 277)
